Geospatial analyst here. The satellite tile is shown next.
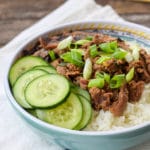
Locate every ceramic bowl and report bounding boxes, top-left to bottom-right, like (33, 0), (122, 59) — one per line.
(4, 21), (150, 150)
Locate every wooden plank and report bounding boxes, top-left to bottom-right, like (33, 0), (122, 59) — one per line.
(0, 0), (150, 47)
(96, 0), (150, 14)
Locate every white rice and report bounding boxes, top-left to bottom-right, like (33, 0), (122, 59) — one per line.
(84, 84), (150, 131)
(84, 41), (150, 131)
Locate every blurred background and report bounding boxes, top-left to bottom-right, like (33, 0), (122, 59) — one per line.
(0, 0), (150, 47)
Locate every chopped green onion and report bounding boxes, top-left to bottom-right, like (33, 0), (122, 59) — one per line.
(89, 44), (99, 58)
(75, 39), (90, 45)
(128, 41), (140, 60)
(110, 41), (118, 50)
(132, 49), (139, 61)
(88, 78), (104, 88)
(86, 36), (93, 41)
(99, 41), (117, 53)
(95, 72), (104, 78)
(104, 72), (110, 83)
(125, 52), (133, 63)
(61, 51), (84, 67)
(112, 49), (127, 59)
(96, 72), (110, 83)
(96, 56), (111, 64)
(110, 74), (125, 89)
(57, 36), (73, 50)
(71, 49), (84, 55)
(126, 67), (134, 82)
(48, 51), (56, 61)
(83, 58), (92, 80)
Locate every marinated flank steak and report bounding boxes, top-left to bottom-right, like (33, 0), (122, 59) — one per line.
(21, 30), (150, 117)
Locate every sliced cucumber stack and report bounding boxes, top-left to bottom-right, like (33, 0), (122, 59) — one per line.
(9, 56), (48, 86)
(25, 74), (70, 108)
(9, 55), (93, 130)
(13, 69), (48, 108)
(36, 93), (83, 129)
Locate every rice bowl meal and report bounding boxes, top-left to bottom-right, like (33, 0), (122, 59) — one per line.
(8, 29), (150, 131)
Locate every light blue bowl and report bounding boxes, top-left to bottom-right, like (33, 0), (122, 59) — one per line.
(4, 21), (150, 150)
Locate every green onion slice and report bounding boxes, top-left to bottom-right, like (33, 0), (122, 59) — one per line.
(110, 74), (125, 89)
(104, 72), (110, 83)
(99, 41), (117, 53)
(61, 51), (84, 67)
(112, 49), (127, 59)
(49, 51), (56, 61)
(95, 72), (104, 78)
(75, 39), (91, 45)
(96, 72), (110, 83)
(96, 56), (111, 64)
(57, 36), (73, 50)
(126, 67), (134, 82)
(83, 58), (92, 80)
(89, 44), (99, 58)
(88, 78), (104, 88)
(85, 36), (93, 41)
(71, 49), (84, 55)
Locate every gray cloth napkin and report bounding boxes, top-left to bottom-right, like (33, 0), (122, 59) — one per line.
(0, 0), (149, 150)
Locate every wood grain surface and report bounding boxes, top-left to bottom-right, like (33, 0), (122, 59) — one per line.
(0, 0), (150, 47)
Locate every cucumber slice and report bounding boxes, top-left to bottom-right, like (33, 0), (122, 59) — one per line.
(25, 74), (70, 108)
(74, 96), (92, 130)
(71, 86), (91, 102)
(9, 56), (48, 86)
(36, 93), (83, 129)
(13, 69), (48, 108)
(32, 65), (57, 74)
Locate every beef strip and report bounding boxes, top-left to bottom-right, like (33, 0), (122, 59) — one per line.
(56, 64), (81, 78)
(128, 80), (144, 102)
(92, 34), (116, 45)
(89, 87), (112, 111)
(79, 78), (89, 90)
(101, 59), (122, 74)
(140, 49), (150, 74)
(32, 48), (48, 58)
(51, 58), (61, 68)
(128, 60), (150, 83)
(110, 84), (128, 116)
(39, 37), (59, 50)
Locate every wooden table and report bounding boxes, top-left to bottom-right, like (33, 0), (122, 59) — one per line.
(0, 0), (149, 150)
(0, 0), (150, 47)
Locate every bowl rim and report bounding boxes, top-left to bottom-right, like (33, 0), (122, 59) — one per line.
(4, 20), (150, 136)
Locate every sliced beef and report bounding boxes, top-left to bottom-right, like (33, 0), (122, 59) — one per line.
(110, 84), (128, 116)
(102, 59), (121, 74)
(39, 37), (59, 50)
(128, 80), (144, 102)
(140, 49), (150, 74)
(83, 48), (90, 60)
(32, 48), (48, 58)
(89, 87), (112, 111)
(128, 60), (150, 83)
(92, 34), (116, 45)
(71, 31), (95, 41)
(51, 58), (61, 68)
(79, 78), (89, 90)
(56, 64), (81, 78)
